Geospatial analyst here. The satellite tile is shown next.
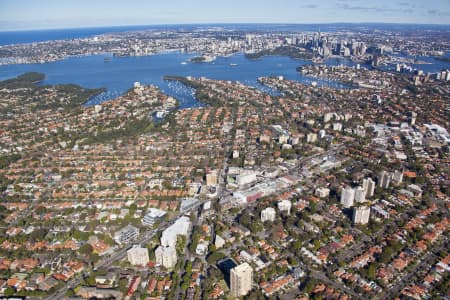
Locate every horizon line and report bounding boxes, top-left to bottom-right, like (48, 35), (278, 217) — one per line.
(2, 21), (450, 32)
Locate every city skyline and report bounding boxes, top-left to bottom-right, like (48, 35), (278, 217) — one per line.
(0, 0), (450, 31)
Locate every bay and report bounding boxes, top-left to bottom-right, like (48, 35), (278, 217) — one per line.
(0, 52), (354, 108)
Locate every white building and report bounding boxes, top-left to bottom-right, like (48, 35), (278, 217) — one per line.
(353, 206), (370, 225)
(279, 134), (289, 144)
(362, 178), (375, 198)
(392, 170), (403, 186)
(113, 225), (139, 245)
(160, 216), (191, 247)
(315, 187), (330, 198)
(277, 200), (292, 215)
(306, 133), (318, 143)
(195, 241), (209, 256)
(333, 122), (343, 131)
(354, 186), (366, 203)
(407, 184), (423, 198)
(142, 208), (166, 227)
(261, 207), (276, 222)
(324, 112), (333, 123)
(379, 171), (391, 189)
(127, 245), (149, 266)
(340, 187), (355, 208)
(230, 263), (253, 297)
(371, 205), (390, 219)
(237, 170), (258, 186)
(215, 235), (226, 249)
(155, 245), (177, 269)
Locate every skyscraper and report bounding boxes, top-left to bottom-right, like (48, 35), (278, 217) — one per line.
(230, 262), (253, 297)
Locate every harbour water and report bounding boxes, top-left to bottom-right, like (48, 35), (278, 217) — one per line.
(0, 52), (359, 108)
(0, 51), (449, 108)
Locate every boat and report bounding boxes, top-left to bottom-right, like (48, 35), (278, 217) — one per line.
(229, 63), (238, 67)
(181, 61), (188, 65)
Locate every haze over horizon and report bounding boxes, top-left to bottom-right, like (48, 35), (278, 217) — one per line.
(1, 0), (450, 31)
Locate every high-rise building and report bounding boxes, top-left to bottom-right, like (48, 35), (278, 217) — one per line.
(353, 206), (371, 225)
(155, 245), (177, 269)
(409, 111), (417, 126)
(340, 187), (355, 208)
(161, 216), (191, 247)
(354, 186), (366, 203)
(392, 170), (403, 186)
(127, 245), (149, 266)
(113, 225), (139, 245)
(362, 178), (375, 198)
(261, 207), (276, 222)
(230, 262), (253, 297)
(378, 171), (391, 189)
(277, 200), (292, 215)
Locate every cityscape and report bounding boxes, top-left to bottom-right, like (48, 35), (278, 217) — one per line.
(0, 1), (449, 300)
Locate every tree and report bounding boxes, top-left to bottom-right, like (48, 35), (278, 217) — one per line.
(30, 228), (48, 242)
(118, 278), (129, 293)
(367, 263), (376, 280)
(79, 243), (93, 257)
(185, 261), (192, 274)
(206, 251), (225, 265)
(304, 277), (316, 294)
(86, 274), (96, 286)
(379, 247), (393, 264)
(4, 287), (15, 297)
(312, 240), (321, 251)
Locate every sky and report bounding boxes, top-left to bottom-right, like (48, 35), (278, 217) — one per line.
(0, 0), (449, 31)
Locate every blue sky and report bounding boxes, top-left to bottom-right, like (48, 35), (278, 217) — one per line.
(0, 0), (449, 30)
